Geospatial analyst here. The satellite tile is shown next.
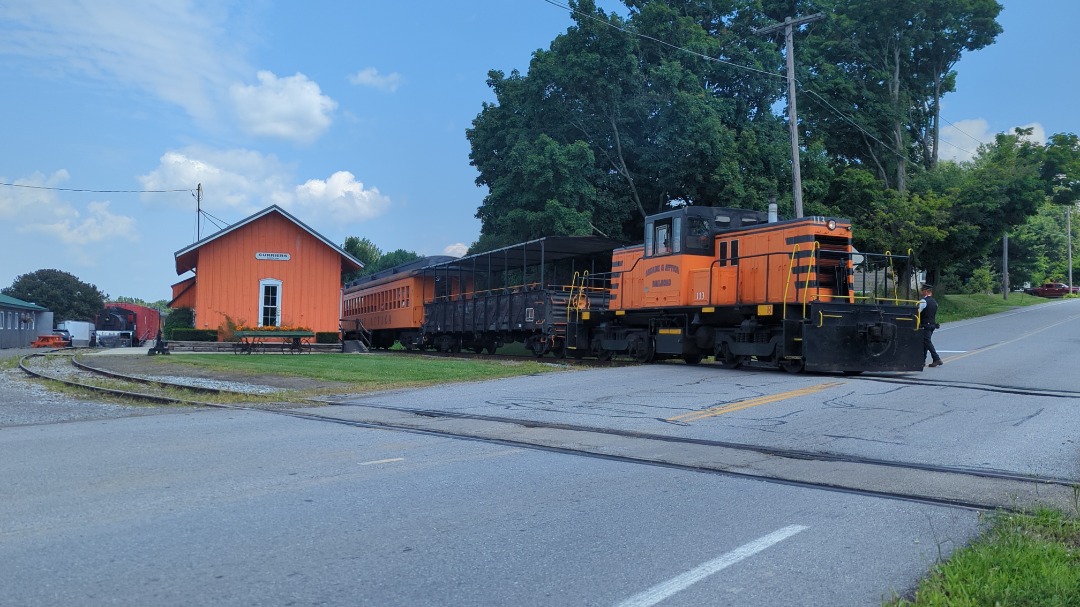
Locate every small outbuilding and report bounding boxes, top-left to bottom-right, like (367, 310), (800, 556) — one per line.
(0, 293), (51, 349)
(170, 205), (363, 337)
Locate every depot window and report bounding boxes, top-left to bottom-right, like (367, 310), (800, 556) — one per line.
(259, 278), (282, 327)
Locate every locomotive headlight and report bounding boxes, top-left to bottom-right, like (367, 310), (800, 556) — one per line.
(827, 220), (837, 230)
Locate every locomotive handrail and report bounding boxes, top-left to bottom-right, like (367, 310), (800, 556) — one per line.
(885, 250), (899, 304)
(783, 244), (801, 320)
(802, 241), (822, 319)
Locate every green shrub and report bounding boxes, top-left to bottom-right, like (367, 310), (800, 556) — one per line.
(315, 331), (340, 344)
(171, 328), (219, 342)
(163, 307), (194, 340)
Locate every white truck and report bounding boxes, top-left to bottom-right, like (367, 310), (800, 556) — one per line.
(57, 320), (95, 347)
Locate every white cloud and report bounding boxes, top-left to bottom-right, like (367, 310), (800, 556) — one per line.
(1015, 123), (1047, 145)
(0, 1), (250, 125)
(26, 201), (138, 245)
(139, 148), (293, 212)
(230, 71), (338, 143)
(1, 171), (138, 246)
(138, 148), (390, 225)
(348, 67), (403, 93)
(443, 243), (468, 257)
(939, 119), (1047, 162)
(292, 171), (391, 223)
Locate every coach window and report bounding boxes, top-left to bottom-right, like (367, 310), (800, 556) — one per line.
(259, 278), (282, 327)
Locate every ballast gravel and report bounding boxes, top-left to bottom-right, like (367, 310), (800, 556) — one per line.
(0, 365), (179, 427)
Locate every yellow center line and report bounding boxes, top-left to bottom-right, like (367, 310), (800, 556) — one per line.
(668, 382), (845, 423)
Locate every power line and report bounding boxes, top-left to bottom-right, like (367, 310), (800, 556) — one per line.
(539, 0), (997, 169)
(538, 0), (786, 82)
(537, 0), (909, 164)
(0, 182), (192, 194)
(939, 115), (989, 147)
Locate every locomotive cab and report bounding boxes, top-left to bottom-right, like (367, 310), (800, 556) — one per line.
(644, 206), (769, 258)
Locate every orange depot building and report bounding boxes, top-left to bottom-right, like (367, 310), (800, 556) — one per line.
(170, 205), (363, 337)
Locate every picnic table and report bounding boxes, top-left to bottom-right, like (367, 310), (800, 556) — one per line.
(233, 330), (315, 354)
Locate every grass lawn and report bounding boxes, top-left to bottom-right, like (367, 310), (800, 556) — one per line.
(165, 352), (562, 392)
(886, 509), (1080, 606)
(937, 292), (1058, 323)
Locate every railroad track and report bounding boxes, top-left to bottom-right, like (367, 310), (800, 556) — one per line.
(18, 351), (278, 407)
(18, 351), (1080, 514)
(375, 347), (635, 367)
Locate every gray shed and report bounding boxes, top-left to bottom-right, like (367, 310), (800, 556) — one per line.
(0, 294), (51, 349)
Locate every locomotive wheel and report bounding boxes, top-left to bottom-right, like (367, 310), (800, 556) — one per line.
(631, 337), (655, 363)
(682, 353), (703, 365)
(528, 336), (550, 358)
(552, 339), (567, 359)
(781, 359), (805, 374)
(717, 343), (742, 369)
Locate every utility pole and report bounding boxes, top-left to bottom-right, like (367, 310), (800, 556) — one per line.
(1002, 233), (1009, 300)
(754, 13), (824, 218)
(195, 183), (203, 241)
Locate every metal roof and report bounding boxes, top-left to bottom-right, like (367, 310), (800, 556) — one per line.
(0, 293), (47, 311)
(174, 205), (364, 275)
(420, 236), (626, 274)
(344, 255), (459, 290)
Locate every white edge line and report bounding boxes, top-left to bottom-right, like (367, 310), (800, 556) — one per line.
(359, 458), (404, 466)
(615, 524), (809, 607)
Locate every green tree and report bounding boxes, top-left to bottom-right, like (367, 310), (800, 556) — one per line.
(1004, 200), (1069, 287)
(342, 236), (381, 282)
(341, 237), (422, 279)
(163, 307), (194, 340)
(907, 129), (1046, 285)
(2, 269), (107, 322)
(799, 0), (1002, 188)
(365, 249), (422, 275)
(467, 0), (790, 247)
(827, 168), (948, 278)
(112, 296), (170, 314)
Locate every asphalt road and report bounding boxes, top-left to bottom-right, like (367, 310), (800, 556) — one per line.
(1, 299), (1077, 606)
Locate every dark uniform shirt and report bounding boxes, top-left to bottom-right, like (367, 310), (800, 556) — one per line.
(919, 295), (938, 327)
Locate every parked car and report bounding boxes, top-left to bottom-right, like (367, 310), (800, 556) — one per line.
(1023, 282), (1080, 298)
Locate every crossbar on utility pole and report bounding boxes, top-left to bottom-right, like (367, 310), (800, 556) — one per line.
(754, 13), (824, 218)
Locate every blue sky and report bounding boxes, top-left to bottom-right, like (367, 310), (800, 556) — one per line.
(0, 1), (1075, 303)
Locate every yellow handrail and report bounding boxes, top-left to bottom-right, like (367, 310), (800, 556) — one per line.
(802, 241), (821, 319)
(567, 272), (580, 319)
(783, 244), (801, 320)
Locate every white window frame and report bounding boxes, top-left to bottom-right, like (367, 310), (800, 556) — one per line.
(258, 278), (283, 327)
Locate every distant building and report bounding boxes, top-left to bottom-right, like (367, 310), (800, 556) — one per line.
(0, 293), (51, 349)
(170, 205), (363, 337)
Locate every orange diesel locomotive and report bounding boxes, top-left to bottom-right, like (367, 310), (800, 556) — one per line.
(340, 205), (924, 373)
(593, 206), (922, 372)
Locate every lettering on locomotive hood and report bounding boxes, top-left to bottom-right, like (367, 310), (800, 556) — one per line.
(645, 263), (680, 276)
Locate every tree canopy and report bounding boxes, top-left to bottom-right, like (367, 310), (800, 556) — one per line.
(466, 0), (1075, 289)
(342, 237), (421, 280)
(2, 269), (107, 322)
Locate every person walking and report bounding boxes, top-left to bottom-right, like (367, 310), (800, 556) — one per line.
(918, 283), (943, 367)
